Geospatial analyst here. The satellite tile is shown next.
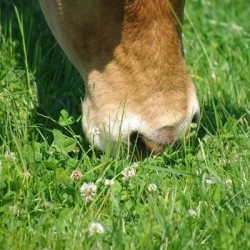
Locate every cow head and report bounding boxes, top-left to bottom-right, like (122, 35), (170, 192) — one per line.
(40, 0), (199, 154)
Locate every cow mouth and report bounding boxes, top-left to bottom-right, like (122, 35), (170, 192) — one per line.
(129, 132), (168, 156)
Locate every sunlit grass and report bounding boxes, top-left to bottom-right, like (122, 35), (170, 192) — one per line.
(0, 0), (249, 249)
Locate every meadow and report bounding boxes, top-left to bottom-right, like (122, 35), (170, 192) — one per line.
(0, 0), (249, 249)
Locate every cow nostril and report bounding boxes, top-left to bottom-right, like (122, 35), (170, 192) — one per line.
(129, 131), (146, 153)
(129, 131), (139, 145)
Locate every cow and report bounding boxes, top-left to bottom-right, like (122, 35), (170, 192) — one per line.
(39, 0), (199, 155)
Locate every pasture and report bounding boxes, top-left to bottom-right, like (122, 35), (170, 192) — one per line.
(0, 0), (249, 249)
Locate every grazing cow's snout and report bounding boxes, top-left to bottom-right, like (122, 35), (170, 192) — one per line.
(82, 84), (200, 153)
(40, 0), (200, 155)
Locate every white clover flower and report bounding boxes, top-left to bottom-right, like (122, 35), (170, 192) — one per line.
(88, 127), (101, 136)
(122, 167), (136, 181)
(5, 151), (16, 161)
(70, 169), (83, 182)
(104, 179), (115, 186)
(205, 176), (216, 185)
(224, 178), (233, 186)
(22, 170), (31, 179)
(88, 222), (105, 236)
(80, 182), (97, 202)
(187, 209), (197, 217)
(148, 183), (158, 192)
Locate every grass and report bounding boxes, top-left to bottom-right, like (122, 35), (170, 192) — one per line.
(0, 0), (249, 249)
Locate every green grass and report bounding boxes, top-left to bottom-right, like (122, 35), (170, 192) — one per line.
(0, 0), (249, 249)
